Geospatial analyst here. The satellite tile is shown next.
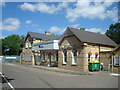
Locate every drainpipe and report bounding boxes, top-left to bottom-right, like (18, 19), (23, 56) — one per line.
(111, 52), (115, 73)
(112, 55), (113, 73)
(99, 45), (100, 62)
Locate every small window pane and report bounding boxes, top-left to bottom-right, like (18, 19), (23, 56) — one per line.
(88, 54), (91, 62)
(73, 52), (77, 64)
(64, 52), (67, 63)
(114, 57), (120, 66)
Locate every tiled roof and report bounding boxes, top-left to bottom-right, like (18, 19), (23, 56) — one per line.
(60, 27), (117, 47)
(27, 31), (61, 40)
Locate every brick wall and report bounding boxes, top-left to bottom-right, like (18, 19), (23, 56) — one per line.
(100, 52), (111, 70)
(58, 35), (101, 72)
(58, 49), (85, 72)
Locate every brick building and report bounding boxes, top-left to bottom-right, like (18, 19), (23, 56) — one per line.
(20, 31), (61, 65)
(58, 27), (117, 72)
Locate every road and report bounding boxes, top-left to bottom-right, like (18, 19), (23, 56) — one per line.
(1, 63), (119, 89)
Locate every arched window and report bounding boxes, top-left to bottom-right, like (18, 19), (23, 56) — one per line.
(62, 50), (67, 64)
(88, 52), (92, 62)
(95, 52), (99, 62)
(71, 50), (77, 65)
(64, 51), (67, 63)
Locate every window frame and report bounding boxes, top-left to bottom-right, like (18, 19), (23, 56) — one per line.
(95, 54), (99, 62)
(71, 51), (78, 65)
(62, 51), (67, 65)
(88, 54), (92, 62)
(114, 56), (120, 66)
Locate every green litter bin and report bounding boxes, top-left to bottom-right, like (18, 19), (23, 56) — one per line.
(89, 62), (100, 71)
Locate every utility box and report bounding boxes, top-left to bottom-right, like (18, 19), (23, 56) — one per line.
(89, 62), (100, 71)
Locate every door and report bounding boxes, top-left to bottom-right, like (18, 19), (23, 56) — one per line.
(34, 53), (40, 64)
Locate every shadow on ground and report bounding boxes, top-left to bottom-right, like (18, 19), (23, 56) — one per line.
(0, 74), (14, 83)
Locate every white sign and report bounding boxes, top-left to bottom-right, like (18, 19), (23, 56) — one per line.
(6, 57), (16, 59)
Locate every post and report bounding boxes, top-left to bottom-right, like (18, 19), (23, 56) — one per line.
(32, 53), (35, 65)
(20, 53), (22, 63)
(49, 55), (51, 67)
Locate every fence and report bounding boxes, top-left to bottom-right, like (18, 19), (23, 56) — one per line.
(1, 56), (20, 62)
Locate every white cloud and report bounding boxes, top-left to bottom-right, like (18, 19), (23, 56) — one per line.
(106, 7), (118, 22)
(66, 1), (118, 22)
(85, 28), (102, 33)
(25, 20), (32, 24)
(38, 29), (43, 31)
(19, 2), (68, 14)
(0, 36), (5, 39)
(48, 26), (66, 34)
(70, 24), (80, 28)
(48, 24), (80, 34)
(0, 2), (5, 7)
(19, 3), (35, 12)
(0, 18), (20, 31)
(19, 1), (117, 22)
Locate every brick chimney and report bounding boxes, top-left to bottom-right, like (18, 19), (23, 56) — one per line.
(45, 31), (51, 35)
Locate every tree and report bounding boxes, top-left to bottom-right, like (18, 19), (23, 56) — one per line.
(79, 28), (85, 31)
(2, 35), (24, 55)
(105, 22), (120, 45)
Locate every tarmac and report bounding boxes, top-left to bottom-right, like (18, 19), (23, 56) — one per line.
(2, 62), (120, 76)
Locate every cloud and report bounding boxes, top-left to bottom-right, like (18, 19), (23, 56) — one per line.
(48, 26), (66, 34)
(19, 2), (68, 14)
(0, 2), (5, 7)
(25, 20), (32, 24)
(0, 36), (5, 39)
(19, 1), (118, 22)
(48, 24), (80, 34)
(106, 7), (118, 22)
(19, 3), (35, 12)
(0, 18), (20, 31)
(38, 29), (43, 31)
(66, 1), (118, 22)
(70, 24), (80, 28)
(85, 28), (102, 33)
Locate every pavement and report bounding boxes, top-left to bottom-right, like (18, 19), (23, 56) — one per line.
(1, 62), (120, 89)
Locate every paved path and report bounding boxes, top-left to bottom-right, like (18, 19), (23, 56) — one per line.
(1, 63), (119, 89)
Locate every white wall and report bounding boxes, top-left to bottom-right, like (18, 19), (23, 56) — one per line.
(32, 40), (59, 51)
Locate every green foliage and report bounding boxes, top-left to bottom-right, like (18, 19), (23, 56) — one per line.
(2, 34), (24, 55)
(79, 28), (85, 31)
(105, 22), (120, 45)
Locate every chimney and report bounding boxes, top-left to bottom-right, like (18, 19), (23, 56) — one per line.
(45, 31), (51, 35)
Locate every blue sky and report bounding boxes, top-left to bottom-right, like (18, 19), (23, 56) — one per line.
(0, 1), (118, 38)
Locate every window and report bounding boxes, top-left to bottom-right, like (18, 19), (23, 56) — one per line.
(42, 53), (45, 61)
(64, 51), (67, 63)
(39, 45), (43, 48)
(25, 42), (28, 48)
(71, 51), (77, 65)
(88, 54), (91, 62)
(56, 52), (58, 61)
(28, 42), (31, 48)
(62, 51), (67, 64)
(114, 57), (120, 66)
(95, 54), (99, 62)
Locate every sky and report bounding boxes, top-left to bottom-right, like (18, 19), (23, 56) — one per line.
(0, 1), (119, 38)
